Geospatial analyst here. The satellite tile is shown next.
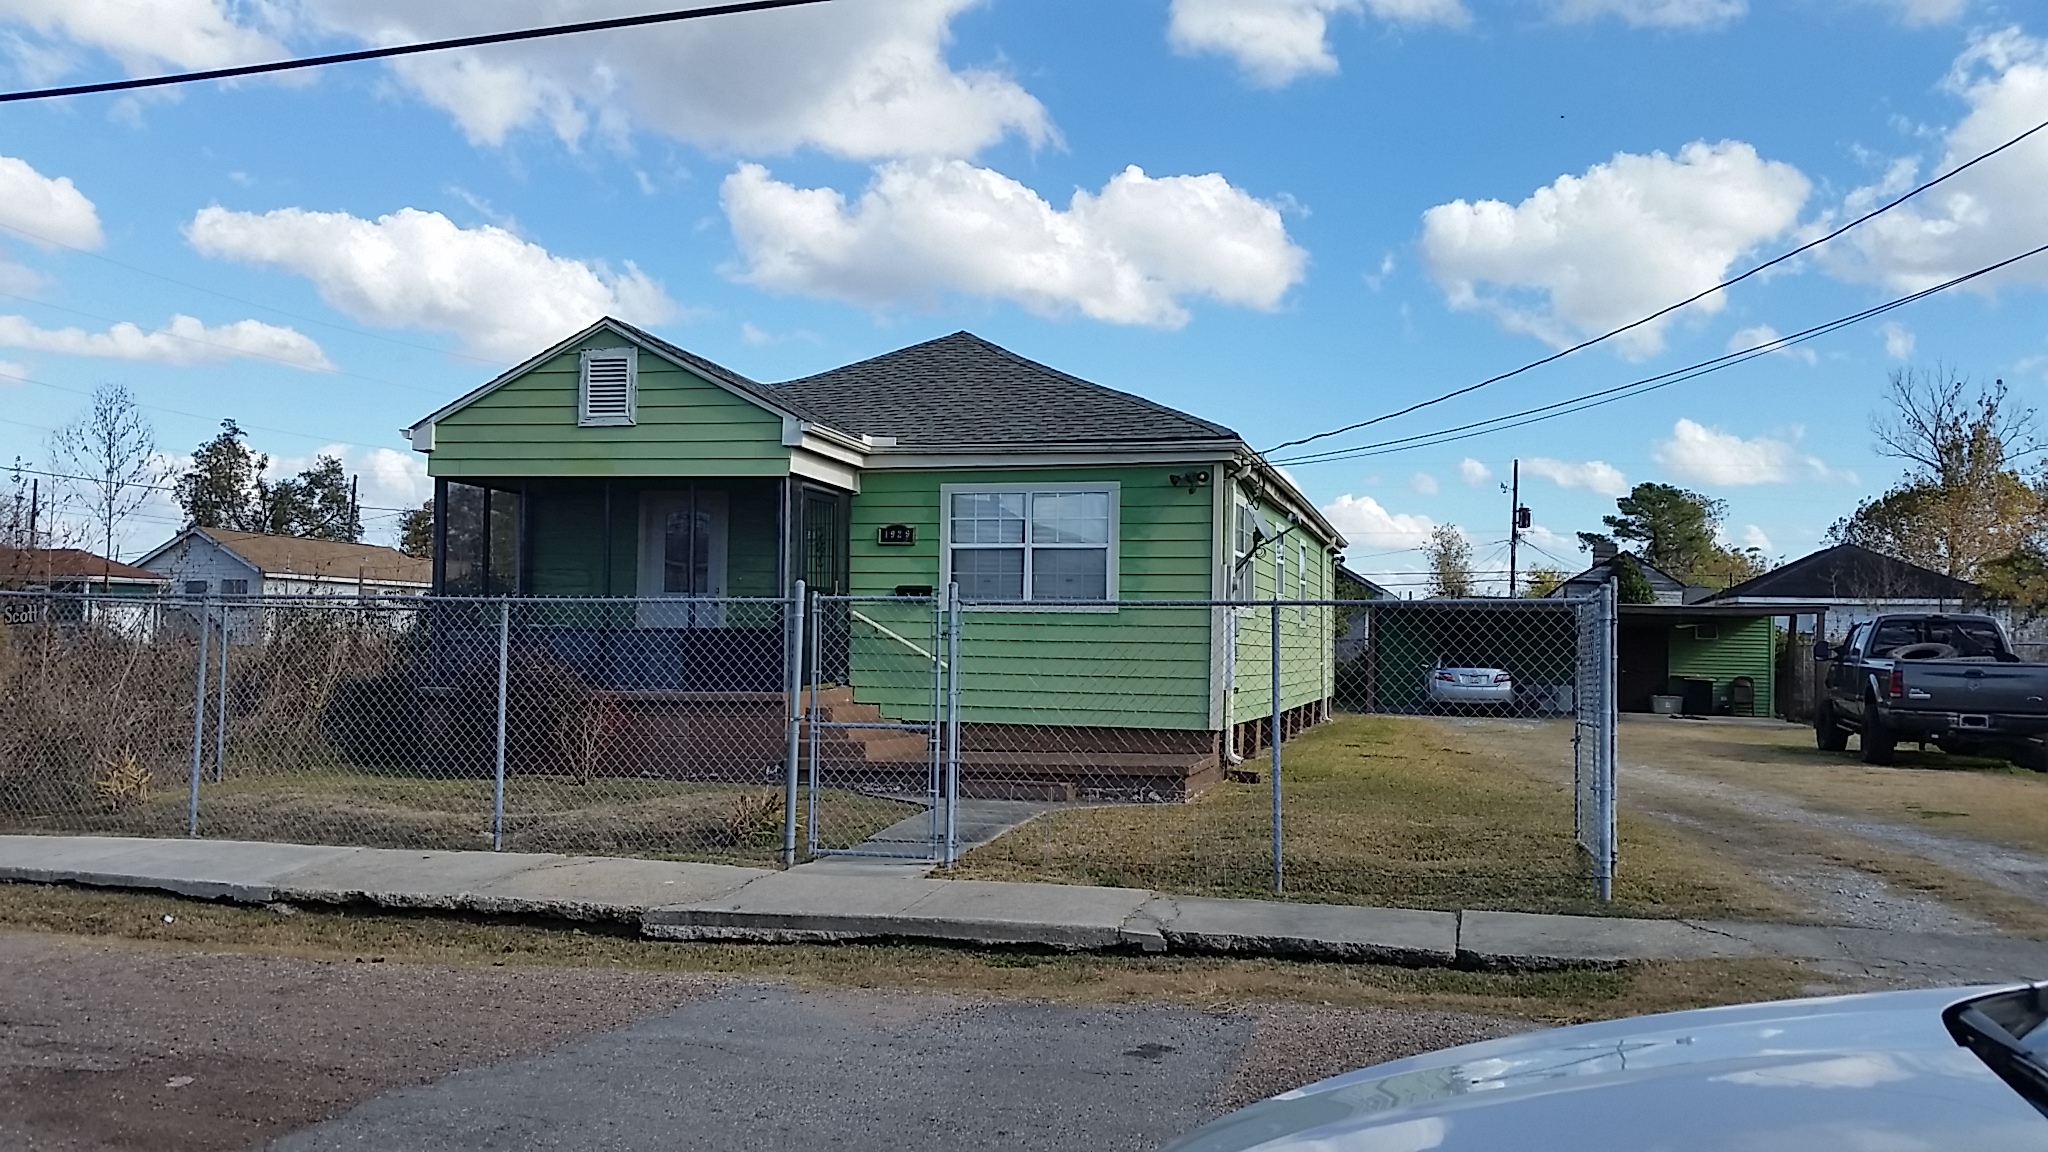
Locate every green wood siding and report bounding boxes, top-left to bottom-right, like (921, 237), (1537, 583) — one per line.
(427, 335), (791, 479)
(845, 465), (1225, 729)
(1229, 489), (1337, 719)
(1668, 616), (1775, 715)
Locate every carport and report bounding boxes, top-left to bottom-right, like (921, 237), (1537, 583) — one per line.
(1617, 603), (1831, 719)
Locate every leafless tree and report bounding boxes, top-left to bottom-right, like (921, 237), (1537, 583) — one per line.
(1872, 365), (2041, 482)
(49, 385), (161, 571)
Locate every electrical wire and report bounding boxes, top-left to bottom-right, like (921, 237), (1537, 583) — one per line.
(1263, 111), (2048, 457)
(7, 463), (416, 513)
(0, 1), (834, 104)
(1273, 238), (2048, 466)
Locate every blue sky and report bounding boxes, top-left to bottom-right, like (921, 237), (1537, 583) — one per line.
(0, 0), (2044, 589)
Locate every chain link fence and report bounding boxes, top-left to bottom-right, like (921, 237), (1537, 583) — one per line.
(0, 586), (1616, 897)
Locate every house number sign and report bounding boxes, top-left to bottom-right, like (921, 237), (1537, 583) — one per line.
(877, 524), (916, 546)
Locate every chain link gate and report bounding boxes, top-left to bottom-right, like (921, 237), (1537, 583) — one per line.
(802, 590), (953, 862)
(1572, 582), (1620, 899)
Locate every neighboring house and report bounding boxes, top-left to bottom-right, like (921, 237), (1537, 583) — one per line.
(400, 317), (1345, 797)
(1333, 562), (1391, 666)
(137, 529), (431, 599)
(1548, 546), (1693, 605)
(0, 547), (169, 633)
(1703, 543), (1977, 637)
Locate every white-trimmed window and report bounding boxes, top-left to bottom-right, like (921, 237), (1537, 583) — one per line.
(942, 483), (1118, 603)
(578, 347), (637, 427)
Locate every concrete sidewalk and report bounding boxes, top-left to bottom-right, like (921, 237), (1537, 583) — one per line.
(3, 835), (2044, 983)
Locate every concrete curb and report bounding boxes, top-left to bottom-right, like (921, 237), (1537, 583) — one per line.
(5, 835), (2048, 981)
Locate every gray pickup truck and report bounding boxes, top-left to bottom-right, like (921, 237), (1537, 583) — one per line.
(1815, 612), (2048, 768)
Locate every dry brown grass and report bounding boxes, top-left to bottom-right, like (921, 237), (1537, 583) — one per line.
(0, 881), (1823, 1024)
(1618, 720), (2048, 857)
(953, 715), (1798, 921)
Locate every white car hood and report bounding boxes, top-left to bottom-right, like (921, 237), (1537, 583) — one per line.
(1169, 987), (2048, 1152)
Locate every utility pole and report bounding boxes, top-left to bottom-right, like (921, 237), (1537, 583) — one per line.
(1507, 459), (1521, 597)
(348, 474), (359, 541)
(25, 479), (36, 549)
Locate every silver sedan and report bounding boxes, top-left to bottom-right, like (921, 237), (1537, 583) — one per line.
(1427, 665), (1515, 708)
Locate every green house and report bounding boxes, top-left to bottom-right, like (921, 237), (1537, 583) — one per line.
(404, 318), (1344, 798)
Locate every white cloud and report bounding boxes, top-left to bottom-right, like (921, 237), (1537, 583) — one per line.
(1550, 0), (1746, 28)
(1458, 457), (1492, 485)
(295, 0), (1051, 159)
(1653, 418), (1848, 486)
(721, 160), (1306, 327)
(0, 154), (101, 249)
(185, 205), (674, 360)
(1420, 141), (1809, 358)
(1523, 457), (1630, 496)
(1166, 0), (1468, 87)
(1881, 321), (1915, 359)
(1727, 323), (1816, 364)
(0, 0), (285, 75)
(1873, 0), (1966, 26)
(0, 313), (330, 369)
(1320, 493), (1438, 554)
(1409, 471), (1439, 495)
(1741, 524), (1773, 552)
(1827, 30), (2048, 298)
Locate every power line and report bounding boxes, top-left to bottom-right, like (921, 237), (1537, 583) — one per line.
(1263, 111), (2048, 457)
(1274, 238), (2048, 466)
(0, 0), (833, 104)
(3, 367), (420, 457)
(8, 463), (415, 513)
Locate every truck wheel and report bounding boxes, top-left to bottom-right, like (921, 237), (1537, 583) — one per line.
(1815, 701), (1848, 752)
(1859, 699), (1896, 765)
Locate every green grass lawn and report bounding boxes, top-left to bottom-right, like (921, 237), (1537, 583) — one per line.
(951, 714), (1800, 920)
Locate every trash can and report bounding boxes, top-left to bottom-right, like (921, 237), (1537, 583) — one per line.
(1651, 694), (1683, 715)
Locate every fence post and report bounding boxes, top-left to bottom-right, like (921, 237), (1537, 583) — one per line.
(1599, 578), (1619, 901)
(187, 599), (212, 838)
(213, 608), (229, 782)
(805, 590), (822, 859)
(782, 580), (806, 868)
(1270, 597), (1283, 894)
(944, 582), (962, 867)
(493, 599), (509, 852)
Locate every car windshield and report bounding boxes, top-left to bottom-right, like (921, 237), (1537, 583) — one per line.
(1867, 619), (2011, 659)
(1946, 984), (2048, 1120)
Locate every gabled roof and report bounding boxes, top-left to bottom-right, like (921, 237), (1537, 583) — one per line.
(771, 331), (1241, 448)
(1548, 551), (1687, 595)
(1335, 562), (1393, 600)
(144, 529), (430, 585)
(406, 317), (812, 435)
(1706, 543), (1976, 602)
(0, 547), (166, 583)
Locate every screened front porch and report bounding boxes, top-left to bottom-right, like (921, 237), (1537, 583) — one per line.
(429, 476), (848, 692)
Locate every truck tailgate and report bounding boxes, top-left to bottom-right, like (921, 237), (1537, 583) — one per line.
(1906, 663), (2048, 714)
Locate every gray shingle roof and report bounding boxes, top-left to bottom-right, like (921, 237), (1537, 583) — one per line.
(771, 331), (1241, 448)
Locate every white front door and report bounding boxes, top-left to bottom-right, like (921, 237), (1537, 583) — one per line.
(636, 489), (728, 627)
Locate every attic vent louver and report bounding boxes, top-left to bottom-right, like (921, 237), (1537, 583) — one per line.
(578, 348), (636, 427)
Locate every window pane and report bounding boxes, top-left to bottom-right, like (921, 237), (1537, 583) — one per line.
(950, 492), (1024, 545)
(954, 548), (1024, 601)
(1032, 491), (1110, 545)
(1033, 548), (1107, 601)
(443, 483), (487, 596)
(487, 488), (521, 596)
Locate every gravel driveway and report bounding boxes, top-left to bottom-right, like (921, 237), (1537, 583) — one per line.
(1449, 716), (2048, 935)
(0, 930), (1524, 1151)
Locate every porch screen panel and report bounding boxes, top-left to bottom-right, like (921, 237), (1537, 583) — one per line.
(444, 482), (487, 596)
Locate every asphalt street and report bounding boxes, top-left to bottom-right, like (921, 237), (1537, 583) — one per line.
(271, 985), (1250, 1151)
